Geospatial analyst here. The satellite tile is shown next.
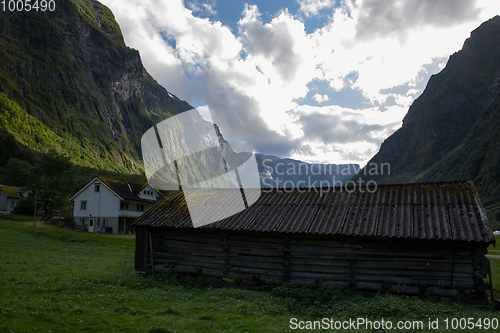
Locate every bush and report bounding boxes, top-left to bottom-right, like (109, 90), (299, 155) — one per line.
(12, 198), (35, 215)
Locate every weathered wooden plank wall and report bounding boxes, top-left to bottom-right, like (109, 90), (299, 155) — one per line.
(134, 227), (148, 272)
(137, 227), (489, 301)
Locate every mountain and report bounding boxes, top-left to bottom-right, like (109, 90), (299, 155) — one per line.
(139, 108), (360, 189)
(0, 0), (360, 190)
(255, 154), (359, 188)
(352, 16), (500, 202)
(0, 0), (191, 173)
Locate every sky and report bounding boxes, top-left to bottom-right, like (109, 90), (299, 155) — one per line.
(100, 0), (500, 167)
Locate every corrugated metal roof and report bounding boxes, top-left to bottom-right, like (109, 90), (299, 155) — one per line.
(134, 182), (494, 243)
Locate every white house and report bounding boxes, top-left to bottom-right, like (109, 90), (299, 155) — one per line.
(0, 185), (25, 213)
(70, 176), (162, 234)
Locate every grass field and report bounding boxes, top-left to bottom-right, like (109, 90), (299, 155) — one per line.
(0, 219), (499, 332)
(488, 239), (500, 300)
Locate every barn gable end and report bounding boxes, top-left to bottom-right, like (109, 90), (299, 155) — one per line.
(133, 182), (495, 303)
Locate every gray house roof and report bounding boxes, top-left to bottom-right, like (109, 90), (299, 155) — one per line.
(134, 181), (494, 243)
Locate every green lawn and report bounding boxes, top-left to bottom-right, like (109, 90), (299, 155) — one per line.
(0, 220), (499, 332)
(488, 236), (500, 299)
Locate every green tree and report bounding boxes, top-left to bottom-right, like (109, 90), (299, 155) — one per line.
(0, 158), (32, 186)
(25, 150), (74, 216)
(12, 198), (35, 215)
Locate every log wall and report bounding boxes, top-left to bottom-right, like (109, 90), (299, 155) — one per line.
(135, 227), (490, 302)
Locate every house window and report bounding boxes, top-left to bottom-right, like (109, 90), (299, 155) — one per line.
(80, 201), (87, 210)
(120, 202), (129, 210)
(10, 201), (15, 209)
(143, 190), (147, 195)
(137, 204), (145, 211)
(94, 184), (100, 192)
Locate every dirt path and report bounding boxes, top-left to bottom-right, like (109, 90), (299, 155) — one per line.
(487, 255), (500, 259)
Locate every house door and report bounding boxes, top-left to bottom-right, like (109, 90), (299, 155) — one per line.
(88, 219), (94, 232)
(118, 217), (125, 234)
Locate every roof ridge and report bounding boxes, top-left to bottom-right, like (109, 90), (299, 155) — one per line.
(134, 181), (493, 243)
(159, 181), (474, 193)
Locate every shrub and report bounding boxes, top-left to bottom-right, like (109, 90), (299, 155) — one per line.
(12, 198), (35, 215)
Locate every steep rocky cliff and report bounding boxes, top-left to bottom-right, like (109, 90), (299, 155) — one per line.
(0, 0), (360, 188)
(0, 0), (191, 172)
(353, 16), (500, 201)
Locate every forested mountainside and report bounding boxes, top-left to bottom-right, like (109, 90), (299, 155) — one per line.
(353, 16), (500, 208)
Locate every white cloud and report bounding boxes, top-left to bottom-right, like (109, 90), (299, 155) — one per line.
(239, 6), (301, 81)
(100, 0), (500, 165)
(186, 0), (216, 16)
(312, 94), (330, 103)
(355, 0), (481, 41)
(197, 105), (214, 123)
(297, 0), (336, 17)
(315, 2), (487, 107)
(288, 104), (404, 165)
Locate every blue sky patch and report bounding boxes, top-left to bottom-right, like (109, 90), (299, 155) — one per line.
(296, 79), (371, 109)
(186, 0), (337, 35)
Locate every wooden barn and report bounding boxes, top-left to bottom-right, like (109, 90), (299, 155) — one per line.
(133, 181), (495, 303)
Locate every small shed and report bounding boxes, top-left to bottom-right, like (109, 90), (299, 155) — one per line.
(133, 181), (495, 303)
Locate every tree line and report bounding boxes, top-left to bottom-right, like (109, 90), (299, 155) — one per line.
(0, 150), (73, 217)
